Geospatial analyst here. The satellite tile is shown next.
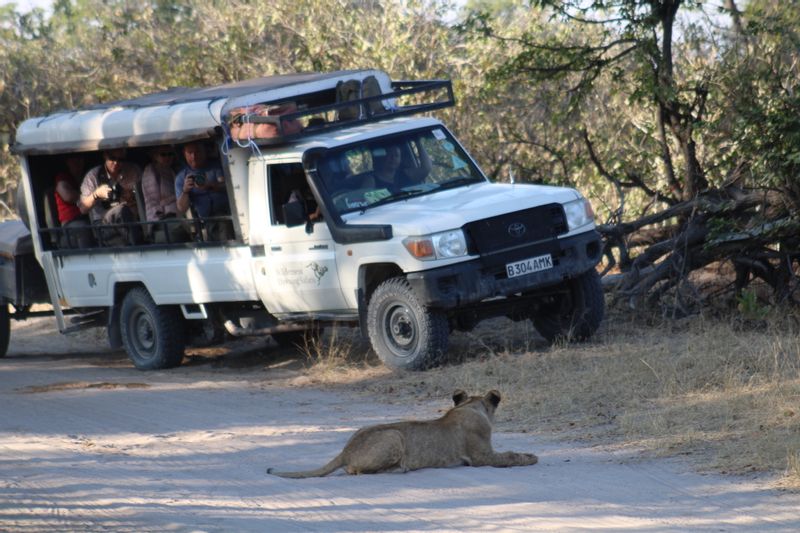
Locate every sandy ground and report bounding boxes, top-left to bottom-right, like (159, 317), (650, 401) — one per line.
(2, 318), (800, 532)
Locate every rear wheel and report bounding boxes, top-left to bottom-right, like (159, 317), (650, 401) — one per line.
(120, 288), (185, 370)
(0, 303), (9, 358)
(532, 269), (604, 343)
(367, 277), (448, 371)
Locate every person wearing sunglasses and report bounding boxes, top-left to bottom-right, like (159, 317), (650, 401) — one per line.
(141, 146), (189, 243)
(79, 148), (144, 246)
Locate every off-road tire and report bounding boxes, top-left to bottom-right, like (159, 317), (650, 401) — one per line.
(532, 269), (604, 344)
(120, 287), (185, 370)
(0, 303), (9, 358)
(367, 277), (448, 371)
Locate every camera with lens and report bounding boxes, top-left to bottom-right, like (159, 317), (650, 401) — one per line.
(107, 181), (124, 203)
(191, 172), (207, 187)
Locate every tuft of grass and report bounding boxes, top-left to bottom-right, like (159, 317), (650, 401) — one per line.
(302, 326), (385, 383)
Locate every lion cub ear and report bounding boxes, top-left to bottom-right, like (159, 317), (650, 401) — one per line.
(485, 390), (501, 407)
(452, 389), (469, 406)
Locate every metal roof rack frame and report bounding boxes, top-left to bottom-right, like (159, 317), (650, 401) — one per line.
(225, 79), (455, 146)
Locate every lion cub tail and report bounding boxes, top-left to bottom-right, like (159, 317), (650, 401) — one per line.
(266, 453), (345, 479)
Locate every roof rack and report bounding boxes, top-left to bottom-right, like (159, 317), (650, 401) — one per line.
(225, 79), (455, 146)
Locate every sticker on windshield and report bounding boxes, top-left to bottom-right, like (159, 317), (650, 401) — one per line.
(345, 198), (368, 209)
(364, 189), (392, 204)
(433, 128), (447, 140)
(452, 155), (467, 170)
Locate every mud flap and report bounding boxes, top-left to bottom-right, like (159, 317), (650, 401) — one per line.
(357, 287), (369, 340)
(107, 304), (123, 349)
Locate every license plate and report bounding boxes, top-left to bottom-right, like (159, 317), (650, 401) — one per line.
(506, 254), (553, 279)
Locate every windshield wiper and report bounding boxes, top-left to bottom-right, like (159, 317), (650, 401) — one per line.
(435, 177), (482, 192)
(361, 189), (429, 212)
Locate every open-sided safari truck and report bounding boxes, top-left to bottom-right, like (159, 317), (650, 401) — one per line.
(2, 69), (604, 371)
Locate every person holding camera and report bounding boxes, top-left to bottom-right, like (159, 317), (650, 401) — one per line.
(142, 146), (190, 243)
(174, 141), (232, 241)
(79, 148), (144, 246)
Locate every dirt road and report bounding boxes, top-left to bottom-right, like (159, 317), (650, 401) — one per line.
(2, 318), (799, 531)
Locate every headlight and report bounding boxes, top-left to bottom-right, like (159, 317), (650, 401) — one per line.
(563, 197), (595, 230)
(403, 229), (468, 260)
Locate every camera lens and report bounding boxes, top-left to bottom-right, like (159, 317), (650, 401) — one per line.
(111, 182), (123, 202)
(193, 173), (206, 187)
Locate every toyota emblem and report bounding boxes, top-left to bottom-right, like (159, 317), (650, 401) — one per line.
(507, 222), (527, 238)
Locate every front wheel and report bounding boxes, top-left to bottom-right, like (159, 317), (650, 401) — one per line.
(532, 269), (605, 343)
(0, 303), (9, 358)
(120, 287), (185, 370)
(367, 277), (448, 371)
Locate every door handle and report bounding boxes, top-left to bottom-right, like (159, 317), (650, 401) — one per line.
(271, 246), (282, 252)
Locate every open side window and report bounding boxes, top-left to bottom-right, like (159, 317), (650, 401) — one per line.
(268, 162), (318, 227)
(25, 153), (98, 251)
(23, 139), (240, 253)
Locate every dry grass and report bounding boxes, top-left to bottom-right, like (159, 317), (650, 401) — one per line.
(302, 308), (800, 490)
(299, 326), (386, 384)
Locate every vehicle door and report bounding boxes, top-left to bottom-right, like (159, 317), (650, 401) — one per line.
(250, 160), (348, 314)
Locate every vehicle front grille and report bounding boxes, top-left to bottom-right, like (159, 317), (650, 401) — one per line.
(463, 203), (568, 255)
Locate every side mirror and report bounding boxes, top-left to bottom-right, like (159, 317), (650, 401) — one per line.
(282, 200), (307, 227)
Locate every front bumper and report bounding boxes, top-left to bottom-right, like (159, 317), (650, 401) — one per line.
(406, 230), (602, 308)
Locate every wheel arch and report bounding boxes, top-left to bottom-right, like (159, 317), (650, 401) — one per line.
(358, 263), (405, 303)
(356, 262), (404, 339)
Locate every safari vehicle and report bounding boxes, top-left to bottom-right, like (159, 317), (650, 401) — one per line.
(2, 69), (604, 371)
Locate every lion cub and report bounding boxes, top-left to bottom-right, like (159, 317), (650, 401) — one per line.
(266, 389), (538, 478)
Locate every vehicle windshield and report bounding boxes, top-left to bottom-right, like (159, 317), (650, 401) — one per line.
(316, 127), (485, 215)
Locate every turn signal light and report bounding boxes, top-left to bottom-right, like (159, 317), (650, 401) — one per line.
(403, 238), (435, 259)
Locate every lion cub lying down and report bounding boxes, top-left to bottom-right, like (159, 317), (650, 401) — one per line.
(267, 389), (538, 478)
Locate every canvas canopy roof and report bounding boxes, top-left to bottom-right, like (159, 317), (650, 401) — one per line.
(13, 70), (392, 155)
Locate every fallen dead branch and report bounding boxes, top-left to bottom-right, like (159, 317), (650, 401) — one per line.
(596, 186), (800, 312)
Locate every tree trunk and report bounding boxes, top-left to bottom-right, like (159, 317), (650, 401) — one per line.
(681, 136), (709, 200)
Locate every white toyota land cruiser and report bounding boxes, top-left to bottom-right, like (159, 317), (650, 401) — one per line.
(2, 69), (603, 370)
